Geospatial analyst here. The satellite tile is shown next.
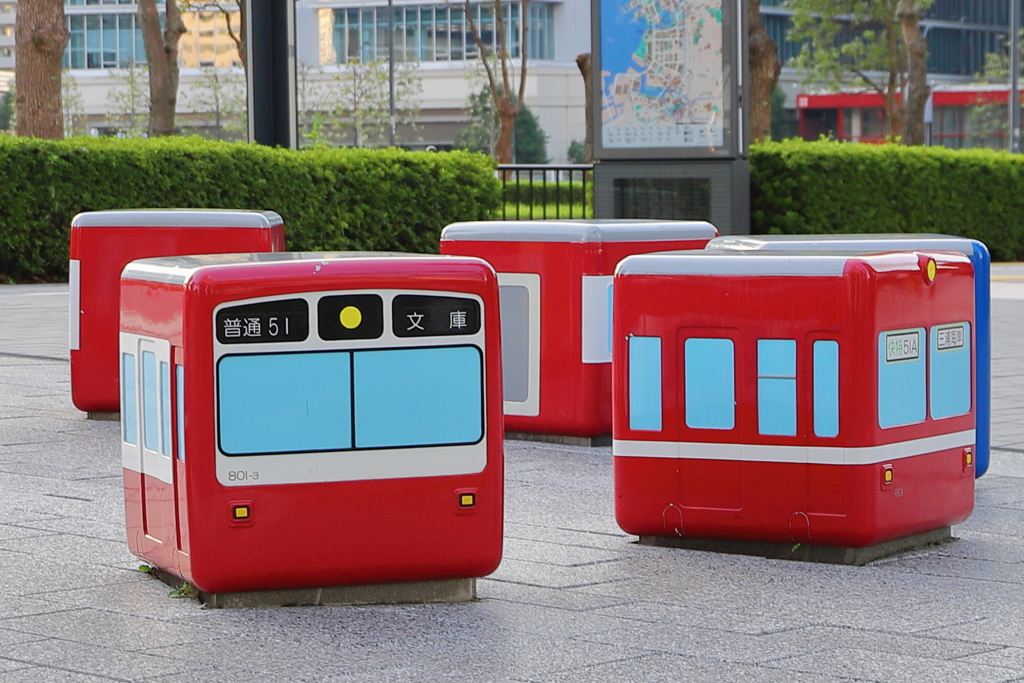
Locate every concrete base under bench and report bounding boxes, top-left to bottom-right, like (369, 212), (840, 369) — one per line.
(506, 431), (611, 448)
(639, 527), (953, 566)
(150, 567), (477, 608)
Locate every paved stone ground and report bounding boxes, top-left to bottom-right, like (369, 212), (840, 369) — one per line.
(1, 269), (1024, 682)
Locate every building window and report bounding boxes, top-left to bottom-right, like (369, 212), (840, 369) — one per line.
(64, 13), (145, 68)
(2, 26), (12, 36)
(332, 1), (553, 64)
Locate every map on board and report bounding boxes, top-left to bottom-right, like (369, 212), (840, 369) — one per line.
(600, 0), (725, 150)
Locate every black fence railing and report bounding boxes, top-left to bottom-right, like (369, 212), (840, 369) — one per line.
(497, 164), (595, 220)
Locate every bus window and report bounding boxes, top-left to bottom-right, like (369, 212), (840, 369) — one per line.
(160, 361), (171, 457)
(813, 341), (840, 438)
(217, 351), (353, 455)
(142, 350), (159, 452)
(353, 345), (483, 449)
(685, 338), (735, 430)
(175, 364), (185, 461)
(757, 339), (796, 436)
(930, 323), (971, 420)
(878, 328), (926, 428)
(122, 352), (137, 445)
(628, 336), (662, 431)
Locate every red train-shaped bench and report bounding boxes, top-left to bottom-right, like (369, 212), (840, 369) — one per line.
(119, 252), (504, 604)
(71, 209), (285, 415)
(612, 249), (975, 561)
(440, 220), (718, 441)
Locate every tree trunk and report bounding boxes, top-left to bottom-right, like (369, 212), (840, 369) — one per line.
(463, 0), (527, 164)
(14, 0), (69, 139)
(883, 88), (905, 140)
(494, 99), (516, 164)
(222, 2), (245, 71)
(898, 0), (929, 145)
(576, 53), (592, 162)
(882, 10), (905, 140)
(138, 0), (185, 136)
(748, 0), (780, 142)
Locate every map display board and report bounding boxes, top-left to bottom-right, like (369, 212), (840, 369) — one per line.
(594, 0), (741, 159)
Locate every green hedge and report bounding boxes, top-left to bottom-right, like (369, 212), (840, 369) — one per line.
(0, 136), (501, 280)
(750, 138), (1024, 261)
(7, 136), (1024, 280)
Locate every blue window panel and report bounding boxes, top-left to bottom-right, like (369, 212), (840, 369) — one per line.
(930, 323), (971, 420)
(175, 365), (185, 461)
(218, 352), (352, 455)
(628, 336), (662, 431)
(877, 329), (927, 428)
(757, 339), (796, 377)
(685, 338), (735, 430)
(160, 361), (171, 456)
(758, 378), (797, 436)
(142, 351), (158, 452)
(122, 352), (137, 445)
(757, 339), (797, 436)
(353, 346), (483, 448)
(606, 283), (614, 357)
(813, 341), (840, 438)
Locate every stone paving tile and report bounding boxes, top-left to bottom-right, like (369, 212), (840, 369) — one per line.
(140, 667), (330, 682)
(576, 619), (834, 665)
(0, 529), (139, 569)
(0, 666), (117, 682)
(3, 639), (194, 681)
(754, 625), (997, 661)
(145, 627), (636, 682)
(502, 535), (629, 567)
(516, 652), (865, 683)
(0, 627), (49, 648)
(0, 606), (227, 651)
(503, 520), (632, 552)
(919, 616), (1024, 650)
(763, 648), (1023, 683)
(0, 590), (77, 622)
(30, 575), (244, 623)
(960, 647), (1024, 671)
(0, 658), (37, 675)
(477, 577), (632, 613)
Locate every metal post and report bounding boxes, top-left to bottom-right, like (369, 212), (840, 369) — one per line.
(388, 0), (396, 147)
(1011, 0), (1020, 153)
(245, 0), (297, 148)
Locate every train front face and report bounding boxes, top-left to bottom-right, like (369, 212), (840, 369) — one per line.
(121, 253), (504, 594)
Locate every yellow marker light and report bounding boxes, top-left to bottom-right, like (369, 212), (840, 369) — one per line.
(459, 493), (476, 508)
(966, 451), (973, 465)
(884, 469), (893, 483)
(926, 259), (937, 282)
(340, 306), (362, 329)
(232, 505), (250, 520)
